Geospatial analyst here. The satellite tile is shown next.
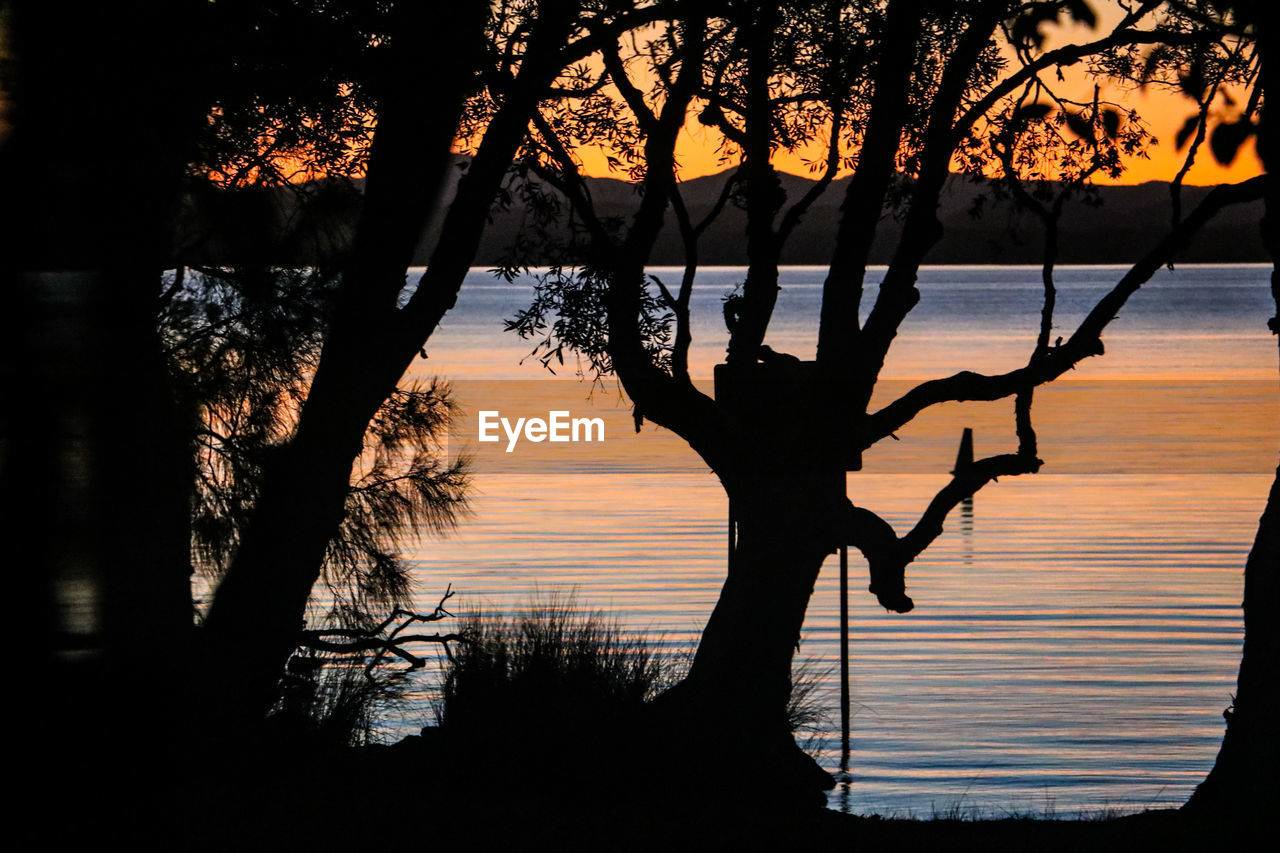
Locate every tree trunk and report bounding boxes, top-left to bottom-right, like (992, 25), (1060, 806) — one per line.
(1185, 472), (1280, 814)
(1187, 10), (1279, 814)
(689, 483), (834, 720)
(649, 466), (842, 807)
(196, 0), (576, 731)
(197, 0), (493, 732)
(199, 347), (395, 726)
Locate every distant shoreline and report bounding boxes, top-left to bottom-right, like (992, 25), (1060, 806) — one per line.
(453, 172), (1269, 266)
(448, 261), (1276, 274)
(181, 172), (1271, 267)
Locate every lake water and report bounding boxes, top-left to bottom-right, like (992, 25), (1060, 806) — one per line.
(380, 264), (1276, 816)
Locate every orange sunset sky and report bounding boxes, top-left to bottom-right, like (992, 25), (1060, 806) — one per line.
(574, 6), (1264, 187)
(573, 91), (1263, 186)
(0, 5), (1260, 188)
(647, 87), (1263, 186)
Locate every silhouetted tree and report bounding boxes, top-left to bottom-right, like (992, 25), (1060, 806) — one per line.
(503, 0), (1267, 799)
(155, 0), (476, 721)
(1170, 0), (1279, 814)
(1, 0), (489, 752)
(191, 0), (682, 732)
(3, 0), (683, 756)
(160, 266), (467, 617)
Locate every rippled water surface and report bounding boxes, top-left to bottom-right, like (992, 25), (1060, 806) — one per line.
(379, 264), (1276, 815)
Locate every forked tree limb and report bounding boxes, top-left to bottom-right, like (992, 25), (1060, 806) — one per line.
(294, 586), (465, 676)
(843, 443), (1041, 615)
(843, 178), (1269, 614)
(864, 175), (1268, 447)
(899, 450), (1042, 565)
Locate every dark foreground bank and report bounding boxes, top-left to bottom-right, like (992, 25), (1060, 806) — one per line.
(53, 724), (1265, 852)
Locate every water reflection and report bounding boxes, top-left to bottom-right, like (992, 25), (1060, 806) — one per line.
(386, 264), (1276, 815)
(384, 471), (1266, 815)
(960, 496), (974, 566)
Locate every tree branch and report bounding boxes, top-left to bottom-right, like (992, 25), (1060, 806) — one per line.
(778, 96), (843, 243)
(816, 0), (922, 366)
(665, 188), (697, 380)
(527, 110), (613, 245)
(854, 8), (1007, 400)
(840, 441), (1041, 616)
(600, 36), (659, 132)
(905, 452), (1042, 560)
(295, 587), (464, 675)
(864, 175), (1267, 446)
(954, 20), (1201, 145)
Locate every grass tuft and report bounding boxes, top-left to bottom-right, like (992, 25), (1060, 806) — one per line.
(435, 592), (680, 736)
(268, 653), (407, 748)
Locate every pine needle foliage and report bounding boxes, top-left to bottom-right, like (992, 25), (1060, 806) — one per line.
(159, 263), (469, 619)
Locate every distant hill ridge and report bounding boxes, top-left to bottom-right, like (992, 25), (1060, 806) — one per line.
(181, 164), (1267, 266)
(453, 166), (1267, 266)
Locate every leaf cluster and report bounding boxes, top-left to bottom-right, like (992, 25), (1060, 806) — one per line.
(161, 265), (468, 619)
(505, 264), (674, 380)
(194, 0), (394, 190)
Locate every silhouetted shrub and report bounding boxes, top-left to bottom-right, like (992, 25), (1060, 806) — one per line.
(787, 657), (833, 755)
(435, 594), (677, 738)
(267, 652), (406, 748)
(435, 593), (828, 745)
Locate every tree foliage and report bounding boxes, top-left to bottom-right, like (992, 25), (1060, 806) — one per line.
(160, 262), (468, 620)
(163, 1), (477, 627)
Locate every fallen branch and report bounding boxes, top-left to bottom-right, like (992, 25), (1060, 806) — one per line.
(294, 586), (467, 676)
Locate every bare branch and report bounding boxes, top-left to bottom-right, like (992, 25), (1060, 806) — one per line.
(841, 442), (1041, 616)
(817, 0), (923, 365)
(898, 450), (1042, 563)
(693, 168), (743, 239)
(864, 175), (1267, 446)
(601, 36), (659, 132)
(294, 587), (465, 676)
